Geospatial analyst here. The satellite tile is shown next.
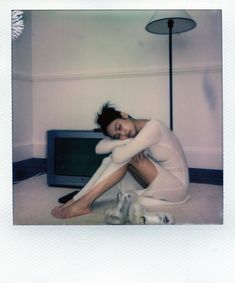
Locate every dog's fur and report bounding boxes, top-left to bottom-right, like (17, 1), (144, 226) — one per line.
(105, 192), (132, 224)
(105, 192), (175, 225)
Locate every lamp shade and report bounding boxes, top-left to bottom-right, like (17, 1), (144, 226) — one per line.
(145, 10), (196, 34)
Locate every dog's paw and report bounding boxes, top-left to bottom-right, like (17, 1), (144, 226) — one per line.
(142, 212), (174, 225)
(128, 203), (146, 224)
(104, 207), (126, 225)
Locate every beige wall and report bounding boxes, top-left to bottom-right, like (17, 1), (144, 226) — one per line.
(12, 10), (222, 169)
(12, 11), (33, 161)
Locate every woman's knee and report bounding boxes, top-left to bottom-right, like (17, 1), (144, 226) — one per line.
(101, 155), (112, 164)
(102, 155), (128, 172)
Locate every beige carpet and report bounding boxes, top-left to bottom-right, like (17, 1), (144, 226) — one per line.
(13, 174), (223, 225)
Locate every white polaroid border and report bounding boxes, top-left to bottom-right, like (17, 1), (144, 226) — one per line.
(1, 1), (235, 282)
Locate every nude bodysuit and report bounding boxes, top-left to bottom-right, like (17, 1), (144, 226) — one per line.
(73, 120), (189, 207)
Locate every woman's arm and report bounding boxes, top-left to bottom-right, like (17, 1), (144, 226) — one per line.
(95, 137), (133, 154)
(111, 120), (161, 163)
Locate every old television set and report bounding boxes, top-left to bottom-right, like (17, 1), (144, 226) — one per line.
(47, 129), (107, 188)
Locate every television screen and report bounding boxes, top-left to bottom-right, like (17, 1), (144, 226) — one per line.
(47, 130), (107, 188)
(55, 138), (105, 177)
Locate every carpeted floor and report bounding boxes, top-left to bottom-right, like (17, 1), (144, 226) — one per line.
(13, 174), (223, 225)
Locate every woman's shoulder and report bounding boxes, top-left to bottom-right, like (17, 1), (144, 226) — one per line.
(143, 119), (170, 137)
(146, 119), (166, 128)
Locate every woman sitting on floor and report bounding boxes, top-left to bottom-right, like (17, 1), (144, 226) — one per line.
(51, 102), (189, 224)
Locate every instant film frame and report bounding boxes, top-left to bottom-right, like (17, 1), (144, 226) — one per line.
(1, 1), (234, 283)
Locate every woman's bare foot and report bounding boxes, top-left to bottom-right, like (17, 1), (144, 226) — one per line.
(51, 198), (92, 219)
(51, 199), (74, 215)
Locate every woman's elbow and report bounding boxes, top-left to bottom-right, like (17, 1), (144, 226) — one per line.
(95, 145), (104, 154)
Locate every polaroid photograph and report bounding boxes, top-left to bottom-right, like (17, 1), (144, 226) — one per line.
(1, 1), (235, 282)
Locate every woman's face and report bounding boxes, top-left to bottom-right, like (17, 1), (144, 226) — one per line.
(106, 118), (137, 140)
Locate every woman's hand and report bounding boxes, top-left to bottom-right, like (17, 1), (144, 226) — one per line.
(130, 151), (145, 165)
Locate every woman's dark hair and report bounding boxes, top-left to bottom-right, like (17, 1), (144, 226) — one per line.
(96, 102), (123, 136)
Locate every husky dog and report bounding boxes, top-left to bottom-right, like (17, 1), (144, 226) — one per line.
(105, 192), (175, 225)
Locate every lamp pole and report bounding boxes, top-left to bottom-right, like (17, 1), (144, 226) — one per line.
(145, 10), (196, 132)
(168, 19), (174, 131)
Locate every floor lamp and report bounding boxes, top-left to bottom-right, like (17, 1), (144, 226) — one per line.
(145, 10), (196, 131)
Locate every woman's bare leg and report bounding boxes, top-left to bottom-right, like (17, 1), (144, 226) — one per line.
(51, 164), (128, 218)
(128, 155), (158, 186)
(51, 156), (115, 214)
(51, 155), (158, 219)
(51, 155), (128, 216)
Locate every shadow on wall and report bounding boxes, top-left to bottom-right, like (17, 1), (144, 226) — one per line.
(203, 73), (217, 110)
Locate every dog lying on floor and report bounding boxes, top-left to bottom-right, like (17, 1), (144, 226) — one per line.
(105, 191), (175, 225)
